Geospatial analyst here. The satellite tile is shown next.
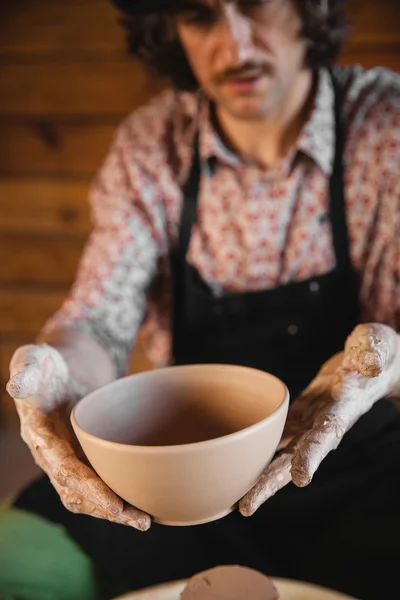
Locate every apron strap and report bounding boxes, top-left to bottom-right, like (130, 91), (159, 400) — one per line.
(172, 136), (201, 358)
(178, 135), (201, 261)
(328, 68), (352, 273)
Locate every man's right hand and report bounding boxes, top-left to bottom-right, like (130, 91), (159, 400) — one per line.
(7, 344), (151, 531)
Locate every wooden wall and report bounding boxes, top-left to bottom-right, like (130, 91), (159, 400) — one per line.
(0, 0), (399, 424)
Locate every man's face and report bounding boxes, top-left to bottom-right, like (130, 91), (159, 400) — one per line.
(175, 0), (309, 120)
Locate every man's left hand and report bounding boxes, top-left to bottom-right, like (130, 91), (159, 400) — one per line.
(240, 323), (400, 517)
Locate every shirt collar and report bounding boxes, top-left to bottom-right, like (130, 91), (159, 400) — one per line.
(198, 97), (240, 169)
(297, 69), (335, 176)
(197, 68), (336, 177)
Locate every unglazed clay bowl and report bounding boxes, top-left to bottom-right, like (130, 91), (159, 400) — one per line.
(71, 364), (289, 526)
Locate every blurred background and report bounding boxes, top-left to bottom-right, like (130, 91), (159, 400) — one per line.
(0, 0), (399, 498)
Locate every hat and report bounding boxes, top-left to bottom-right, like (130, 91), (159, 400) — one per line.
(111, 0), (174, 14)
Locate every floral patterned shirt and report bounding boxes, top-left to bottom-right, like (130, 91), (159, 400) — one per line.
(43, 66), (400, 376)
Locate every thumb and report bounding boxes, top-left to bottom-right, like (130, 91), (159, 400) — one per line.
(7, 344), (70, 404)
(343, 324), (399, 378)
(7, 363), (42, 399)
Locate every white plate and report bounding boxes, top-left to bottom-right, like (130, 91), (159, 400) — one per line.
(114, 577), (358, 600)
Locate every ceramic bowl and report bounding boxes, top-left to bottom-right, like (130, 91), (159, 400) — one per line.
(71, 364), (289, 526)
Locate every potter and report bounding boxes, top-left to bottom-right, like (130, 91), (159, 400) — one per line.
(3, 1), (400, 599)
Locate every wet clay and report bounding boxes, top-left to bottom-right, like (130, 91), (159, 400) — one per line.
(180, 565), (279, 599)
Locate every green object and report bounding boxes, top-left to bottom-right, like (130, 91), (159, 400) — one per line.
(0, 507), (99, 600)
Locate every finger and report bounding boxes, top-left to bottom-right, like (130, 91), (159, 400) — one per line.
(239, 452), (293, 517)
(344, 324), (399, 378)
(111, 505), (152, 531)
(39, 435), (124, 516)
(53, 455), (124, 516)
(22, 413), (150, 530)
(8, 344), (70, 404)
(7, 364), (41, 399)
(59, 485), (151, 531)
(283, 385), (331, 439)
(19, 409), (124, 517)
(9, 345), (38, 373)
(285, 352), (343, 434)
(290, 393), (365, 487)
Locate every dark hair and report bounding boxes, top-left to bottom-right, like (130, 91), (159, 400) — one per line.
(121, 1), (349, 91)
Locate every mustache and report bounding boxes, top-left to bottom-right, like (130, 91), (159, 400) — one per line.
(215, 61), (272, 83)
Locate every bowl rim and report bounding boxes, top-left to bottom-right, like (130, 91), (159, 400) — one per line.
(71, 364), (290, 455)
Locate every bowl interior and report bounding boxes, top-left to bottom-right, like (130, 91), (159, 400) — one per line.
(74, 365), (287, 448)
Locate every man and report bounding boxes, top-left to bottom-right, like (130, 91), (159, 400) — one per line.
(2, 0), (400, 599)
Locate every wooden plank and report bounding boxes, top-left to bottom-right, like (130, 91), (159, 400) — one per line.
(0, 179), (91, 236)
(0, 389), (19, 426)
(0, 1), (397, 118)
(0, 121), (116, 177)
(0, 234), (85, 286)
(0, 0), (125, 57)
(340, 50), (400, 73)
(1, 63), (399, 175)
(5, 50), (398, 121)
(0, 289), (67, 335)
(0, 48), (396, 120)
(0, 60), (164, 117)
(347, 1), (400, 47)
(0, 0), (399, 58)
(0, 53), (397, 120)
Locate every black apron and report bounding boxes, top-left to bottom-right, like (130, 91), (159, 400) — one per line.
(171, 71), (396, 439)
(172, 71), (356, 400)
(14, 71), (400, 600)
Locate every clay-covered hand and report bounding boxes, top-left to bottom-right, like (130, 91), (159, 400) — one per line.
(7, 344), (151, 531)
(240, 323), (400, 517)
